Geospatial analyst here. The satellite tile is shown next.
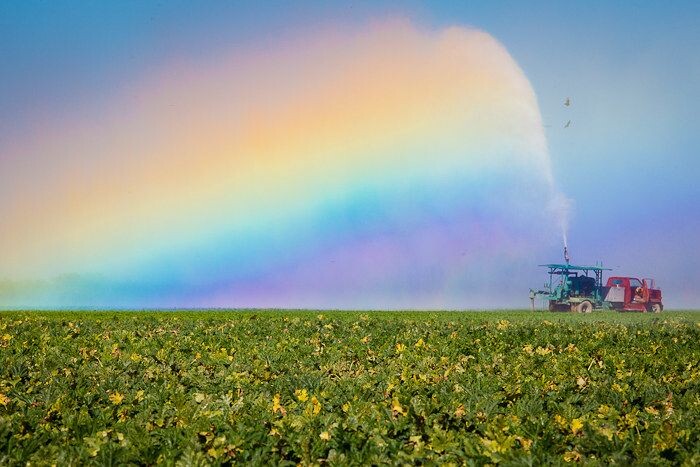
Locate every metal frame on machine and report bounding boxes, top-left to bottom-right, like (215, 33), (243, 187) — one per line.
(537, 263), (611, 307)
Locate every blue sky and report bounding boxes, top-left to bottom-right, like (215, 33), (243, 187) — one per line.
(1, 1), (699, 307)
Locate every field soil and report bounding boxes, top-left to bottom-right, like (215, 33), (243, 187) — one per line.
(1, 310), (699, 465)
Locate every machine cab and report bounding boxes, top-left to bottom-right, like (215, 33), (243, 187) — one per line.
(605, 276), (663, 312)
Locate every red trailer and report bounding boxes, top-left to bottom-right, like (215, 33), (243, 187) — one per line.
(603, 276), (663, 312)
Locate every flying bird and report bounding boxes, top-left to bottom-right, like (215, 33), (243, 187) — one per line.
(564, 97), (571, 106)
(564, 120), (571, 128)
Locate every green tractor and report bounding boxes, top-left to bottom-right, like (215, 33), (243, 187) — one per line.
(530, 261), (611, 313)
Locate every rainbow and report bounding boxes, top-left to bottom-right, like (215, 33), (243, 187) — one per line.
(0, 19), (566, 308)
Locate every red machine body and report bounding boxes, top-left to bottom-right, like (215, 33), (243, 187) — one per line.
(604, 276), (663, 312)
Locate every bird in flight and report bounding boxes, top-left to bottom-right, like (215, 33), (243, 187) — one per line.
(564, 120), (571, 128)
(564, 97), (571, 106)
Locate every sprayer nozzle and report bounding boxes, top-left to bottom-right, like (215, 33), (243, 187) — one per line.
(564, 246), (570, 264)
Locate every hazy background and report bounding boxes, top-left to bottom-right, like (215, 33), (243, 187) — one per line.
(1, 1), (698, 308)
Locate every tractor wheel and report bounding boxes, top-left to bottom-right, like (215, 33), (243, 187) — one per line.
(577, 301), (593, 314)
(652, 303), (663, 313)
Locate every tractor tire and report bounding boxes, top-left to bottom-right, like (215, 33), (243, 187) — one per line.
(577, 301), (593, 314)
(652, 303), (663, 313)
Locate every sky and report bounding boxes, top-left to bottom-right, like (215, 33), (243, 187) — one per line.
(1, 1), (699, 309)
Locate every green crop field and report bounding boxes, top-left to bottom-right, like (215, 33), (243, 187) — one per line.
(1, 311), (699, 465)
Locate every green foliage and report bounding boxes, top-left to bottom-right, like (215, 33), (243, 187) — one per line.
(1, 311), (699, 465)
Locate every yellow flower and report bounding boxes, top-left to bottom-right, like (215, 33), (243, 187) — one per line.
(0, 393), (9, 407)
(570, 418), (584, 435)
(395, 343), (406, 353)
(109, 392), (124, 405)
(319, 431), (331, 441)
(392, 398), (407, 416)
(414, 338), (425, 348)
(272, 393), (286, 415)
(496, 320), (510, 330)
(516, 436), (532, 451)
(554, 414), (567, 428)
(544, 380), (558, 391)
(563, 450), (581, 462)
(294, 389), (308, 402)
(311, 396), (321, 415)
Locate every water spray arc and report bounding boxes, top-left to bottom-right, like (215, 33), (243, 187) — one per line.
(0, 20), (573, 308)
